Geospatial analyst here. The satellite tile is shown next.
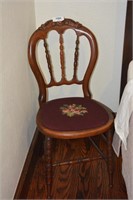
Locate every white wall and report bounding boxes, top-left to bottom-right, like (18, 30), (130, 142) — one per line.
(35, 0), (127, 112)
(0, 0), (38, 198)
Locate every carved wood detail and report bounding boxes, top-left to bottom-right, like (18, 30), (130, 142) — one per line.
(28, 18), (98, 100)
(73, 35), (79, 80)
(38, 18), (82, 33)
(45, 137), (52, 199)
(43, 39), (55, 84)
(59, 34), (66, 81)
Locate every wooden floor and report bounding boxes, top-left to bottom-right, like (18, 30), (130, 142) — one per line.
(26, 135), (127, 199)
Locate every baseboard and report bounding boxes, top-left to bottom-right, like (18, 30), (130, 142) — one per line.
(14, 129), (44, 199)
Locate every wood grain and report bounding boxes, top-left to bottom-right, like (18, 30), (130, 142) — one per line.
(26, 136), (127, 199)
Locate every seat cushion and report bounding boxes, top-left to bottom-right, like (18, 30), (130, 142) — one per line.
(37, 97), (109, 131)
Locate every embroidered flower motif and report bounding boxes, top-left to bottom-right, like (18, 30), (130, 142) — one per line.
(60, 104), (88, 117)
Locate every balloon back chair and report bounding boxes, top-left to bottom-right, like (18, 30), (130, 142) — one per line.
(28, 18), (114, 199)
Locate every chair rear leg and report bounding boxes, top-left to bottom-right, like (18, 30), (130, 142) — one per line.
(107, 128), (113, 187)
(45, 136), (52, 199)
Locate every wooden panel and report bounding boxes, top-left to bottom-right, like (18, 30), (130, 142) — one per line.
(120, 0), (133, 99)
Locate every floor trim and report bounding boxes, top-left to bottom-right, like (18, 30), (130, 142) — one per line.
(14, 129), (44, 199)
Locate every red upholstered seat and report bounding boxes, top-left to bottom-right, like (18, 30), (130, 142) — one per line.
(37, 97), (109, 132)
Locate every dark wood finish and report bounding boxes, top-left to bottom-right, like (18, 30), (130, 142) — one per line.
(28, 18), (98, 104)
(28, 18), (114, 199)
(26, 137), (127, 199)
(44, 137), (52, 199)
(107, 129), (113, 187)
(14, 129), (44, 199)
(120, 0), (133, 99)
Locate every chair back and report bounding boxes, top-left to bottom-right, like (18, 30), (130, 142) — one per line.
(28, 18), (98, 105)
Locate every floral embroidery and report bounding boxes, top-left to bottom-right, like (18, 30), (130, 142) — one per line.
(60, 104), (88, 117)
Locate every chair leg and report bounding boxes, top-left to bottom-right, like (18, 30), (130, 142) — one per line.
(107, 128), (113, 187)
(45, 136), (52, 199)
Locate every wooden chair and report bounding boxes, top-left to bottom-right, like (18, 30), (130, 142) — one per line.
(28, 18), (114, 199)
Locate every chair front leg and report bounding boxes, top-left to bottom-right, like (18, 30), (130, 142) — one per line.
(107, 127), (113, 187)
(45, 136), (52, 199)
